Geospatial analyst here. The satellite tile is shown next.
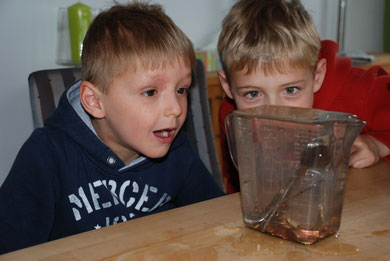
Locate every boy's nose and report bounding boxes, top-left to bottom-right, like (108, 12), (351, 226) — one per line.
(265, 95), (278, 106)
(164, 94), (183, 117)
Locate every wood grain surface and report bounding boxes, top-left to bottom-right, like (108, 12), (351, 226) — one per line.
(2, 160), (390, 260)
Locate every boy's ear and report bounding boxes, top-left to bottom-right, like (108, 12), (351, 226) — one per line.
(217, 70), (234, 99)
(79, 81), (105, 119)
(313, 58), (327, 93)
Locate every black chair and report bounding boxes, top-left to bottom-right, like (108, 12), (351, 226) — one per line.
(28, 60), (225, 192)
(28, 67), (81, 129)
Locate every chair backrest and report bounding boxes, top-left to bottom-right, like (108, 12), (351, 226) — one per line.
(28, 67), (81, 129)
(182, 60), (224, 191)
(27, 60), (225, 192)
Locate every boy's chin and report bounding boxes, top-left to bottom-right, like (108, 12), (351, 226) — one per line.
(144, 148), (170, 159)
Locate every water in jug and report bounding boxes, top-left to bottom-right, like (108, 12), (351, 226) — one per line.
(225, 105), (365, 244)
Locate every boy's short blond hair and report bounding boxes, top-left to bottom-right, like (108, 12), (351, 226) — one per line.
(82, 2), (195, 93)
(218, 0), (321, 81)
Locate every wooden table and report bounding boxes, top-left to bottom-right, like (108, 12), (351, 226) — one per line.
(361, 53), (390, 72)
(2, 161), (390, 260)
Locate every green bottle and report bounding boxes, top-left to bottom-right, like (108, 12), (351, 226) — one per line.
(68, 2), (92, 64)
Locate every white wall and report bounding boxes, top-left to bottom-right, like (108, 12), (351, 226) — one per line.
(0, 0), (384, 185)
(345, 0), (384, 52)
(301, 0), (339, 41)
(303, 0), (385, 53)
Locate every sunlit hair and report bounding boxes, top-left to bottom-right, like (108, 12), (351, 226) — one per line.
(82, 2), (195, 93)
(218, 0), (321, 81)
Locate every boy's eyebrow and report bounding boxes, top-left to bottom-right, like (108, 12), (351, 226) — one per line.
(236, 80), (305, 89)
(235, 85), (260, 89)
(280, 80), (305, 87)
(181, 72), (192, 83)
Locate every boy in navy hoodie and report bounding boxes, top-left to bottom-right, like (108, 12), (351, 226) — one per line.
(0, 3), (223, 254)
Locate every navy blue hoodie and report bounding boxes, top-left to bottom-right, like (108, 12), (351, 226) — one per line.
(0, 81), (224, 254)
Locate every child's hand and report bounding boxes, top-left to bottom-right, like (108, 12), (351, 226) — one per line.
(349, 135), (390, 168)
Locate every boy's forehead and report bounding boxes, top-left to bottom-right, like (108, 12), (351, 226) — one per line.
(233, 59), (312, 78)
(129, 55), (191, 72)
(229, 62), (314, 86)
(113, 56), (191, 81)
(227, 53), (317, 81)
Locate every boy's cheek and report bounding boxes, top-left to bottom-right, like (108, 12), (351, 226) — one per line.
(235, 99), (257, 110)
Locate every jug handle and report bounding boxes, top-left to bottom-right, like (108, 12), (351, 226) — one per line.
(224, 112), (239, 170)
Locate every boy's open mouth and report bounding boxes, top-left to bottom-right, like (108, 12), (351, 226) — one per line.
(154, 129), (175, 138)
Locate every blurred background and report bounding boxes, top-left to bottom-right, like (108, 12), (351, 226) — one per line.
(0, 0), (388, 185)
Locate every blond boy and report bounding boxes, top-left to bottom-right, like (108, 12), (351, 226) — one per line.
(0, 3), (223, 254)
(218, 0), (390, 193)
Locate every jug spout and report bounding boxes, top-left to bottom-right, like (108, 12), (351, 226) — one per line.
(343, 117), (366, 149)
(331, 116), (366, 167)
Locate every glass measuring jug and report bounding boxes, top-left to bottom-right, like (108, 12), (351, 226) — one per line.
(225, 105), (365, 244)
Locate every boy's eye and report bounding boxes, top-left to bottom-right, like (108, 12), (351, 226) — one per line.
(143, 89), (157, 97)
(244, 90), (260, 99)
(284, 87), (299, 95)
(177, 87), (189, 95)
